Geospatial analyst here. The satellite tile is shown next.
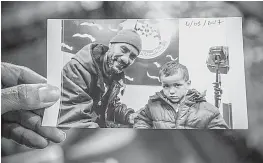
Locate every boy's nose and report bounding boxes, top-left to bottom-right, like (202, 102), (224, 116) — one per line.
(169, 88), (176, 94)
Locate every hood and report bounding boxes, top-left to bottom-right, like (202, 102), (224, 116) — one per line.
(184, 89), (207, 106)
(72, 43), (125, 91)
(73, 43), (109, 75)
(150, 89), (207, 106)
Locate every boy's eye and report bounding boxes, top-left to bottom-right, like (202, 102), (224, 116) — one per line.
(174, 84), (181, 87)
(163, 85), (169, 88)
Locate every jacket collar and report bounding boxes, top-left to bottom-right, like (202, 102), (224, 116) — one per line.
(150, 89), (207, 107)
(73, 43), (108, 74)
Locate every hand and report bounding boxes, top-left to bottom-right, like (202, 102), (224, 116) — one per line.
(1, 62), (66, 149)
(128, 112), (138, 125)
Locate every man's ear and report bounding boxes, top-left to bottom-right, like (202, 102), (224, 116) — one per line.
(109, 43), (115, 49)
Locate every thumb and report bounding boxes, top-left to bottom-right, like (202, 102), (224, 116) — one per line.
(1, 84), (60, 114)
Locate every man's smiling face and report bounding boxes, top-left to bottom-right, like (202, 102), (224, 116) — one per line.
(107, 43), (139, 74)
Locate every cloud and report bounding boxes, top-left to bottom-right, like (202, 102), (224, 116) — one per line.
(61, 43), (73, 51)
(166, 55), (178, 61)
(72, 33), (96, 42)
(125, 75), (134, 81)
(147, 71), (160, 82)
(153, 62), (161, 68)
(80, 22), (103, 30)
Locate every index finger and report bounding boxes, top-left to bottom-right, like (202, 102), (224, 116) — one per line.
(1, 62), (46, 88)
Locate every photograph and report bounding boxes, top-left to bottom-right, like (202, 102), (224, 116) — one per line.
(43, 17), (247, 129)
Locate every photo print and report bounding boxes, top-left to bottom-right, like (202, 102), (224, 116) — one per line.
(43, 17), (248, 129)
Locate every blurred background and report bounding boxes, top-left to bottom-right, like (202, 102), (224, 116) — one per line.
(1, 1), (263, 163)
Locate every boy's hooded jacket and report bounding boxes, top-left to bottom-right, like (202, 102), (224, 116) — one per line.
(134, 89), (229, 129)
(58, 43), (134, 128)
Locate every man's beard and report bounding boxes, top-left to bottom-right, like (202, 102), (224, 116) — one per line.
(107, 52), (128, 74)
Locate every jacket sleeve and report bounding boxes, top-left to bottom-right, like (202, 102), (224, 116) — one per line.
(57, 59), (99, 128)
(106, 81), (135, 125)
(111, 96), (135, 125)
(133, 105), (153, 129)
(207, 110), (229, 129)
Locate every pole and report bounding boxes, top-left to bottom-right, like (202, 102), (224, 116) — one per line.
(214, 55), (222, 108)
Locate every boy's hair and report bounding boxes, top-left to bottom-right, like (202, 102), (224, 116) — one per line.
(159, 60), (190, 81)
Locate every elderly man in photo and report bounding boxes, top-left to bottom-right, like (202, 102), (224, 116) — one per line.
(58, 29), (142, 128)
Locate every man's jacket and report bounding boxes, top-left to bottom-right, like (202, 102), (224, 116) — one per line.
(134, 89), (229, 129)
(58, 43), (134, 128)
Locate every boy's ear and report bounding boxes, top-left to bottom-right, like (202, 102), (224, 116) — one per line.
(187, 80), (191, 86)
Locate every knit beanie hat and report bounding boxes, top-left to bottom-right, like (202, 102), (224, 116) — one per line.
(110, 29), (142, 53)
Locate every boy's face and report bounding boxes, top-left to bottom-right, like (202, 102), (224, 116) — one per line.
(160, 72), (191, 103)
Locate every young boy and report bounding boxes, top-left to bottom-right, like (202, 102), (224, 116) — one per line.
(134, 60), (229, 129)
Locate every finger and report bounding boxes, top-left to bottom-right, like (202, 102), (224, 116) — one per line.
(1, 62), (46, 88)
(58, 122), (99, 128)
(2, 111), (66, 143)
(1, 84), (60, 114)
(1, 123), (49, 149)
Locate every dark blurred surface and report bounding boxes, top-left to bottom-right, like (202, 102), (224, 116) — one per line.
(1, 1), (263, 163)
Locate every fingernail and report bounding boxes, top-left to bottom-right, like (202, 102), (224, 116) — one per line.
(39, 85), (60, 103)
(58, 130), (66, 142)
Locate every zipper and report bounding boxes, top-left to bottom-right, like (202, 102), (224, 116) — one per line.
(104, 81), (120, 122)
(98, 84), (107, 106)
(158, 93), (187, 128)
(98, 100), (102, 106)
(158, 95), (179, 127)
